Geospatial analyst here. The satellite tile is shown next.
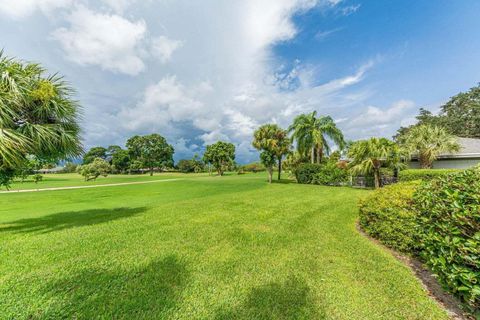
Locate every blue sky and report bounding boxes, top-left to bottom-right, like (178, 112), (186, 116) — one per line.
(1, 0), (479, 163)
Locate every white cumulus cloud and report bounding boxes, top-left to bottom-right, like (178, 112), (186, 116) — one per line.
(51, 6), (147, 75)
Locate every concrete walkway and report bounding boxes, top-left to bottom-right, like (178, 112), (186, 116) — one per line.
(0, 178), (183, 194)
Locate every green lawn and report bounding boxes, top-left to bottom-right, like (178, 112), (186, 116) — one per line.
(0, 174), (448, 319)
(6, 172), (203, 191)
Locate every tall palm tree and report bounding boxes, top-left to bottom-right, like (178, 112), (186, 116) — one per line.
(398, 124), (460, 169)
(252, 124), (291, 182)
(0, 51), (82, 187)
(348, 137), (404, 188)
(288, 111), (345, 164)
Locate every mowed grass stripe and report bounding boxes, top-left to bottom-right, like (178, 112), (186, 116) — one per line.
(0, 175), (448, 319)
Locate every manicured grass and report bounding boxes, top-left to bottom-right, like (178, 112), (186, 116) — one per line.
(0, 174), (448, 319)
(6, 172), (204, 191)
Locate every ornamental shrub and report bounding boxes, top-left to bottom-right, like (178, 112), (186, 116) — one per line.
(414, 168), (480, 311)
(358, 182), (420, 252)
(311, 161), (349, 186)
(398, 169), (460, 182)
(294, 163), (322, 184)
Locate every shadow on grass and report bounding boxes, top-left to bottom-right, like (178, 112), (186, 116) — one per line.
(215, 277), (325, 320)
(271, 179), (296, 185)
(36, 255), (188, 319)
(0, 207), (147, 234)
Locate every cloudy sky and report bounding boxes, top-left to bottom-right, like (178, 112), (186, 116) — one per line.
(1, 0), (480, 163)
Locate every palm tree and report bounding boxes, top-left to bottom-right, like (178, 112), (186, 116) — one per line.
(348, 137), (405, 188)
(398, 124), (460, 169)
(252, 124), (291, 182)
(288, 111), (345, 164)
(0, 51), (82, 187)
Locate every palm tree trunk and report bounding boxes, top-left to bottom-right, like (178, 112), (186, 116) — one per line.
(311, 147), (315, 164)
(419, 153), (432, 169)
(277, 156), (282, 180)
(373, 169), (381, 189)
(267, 167), (273, 183)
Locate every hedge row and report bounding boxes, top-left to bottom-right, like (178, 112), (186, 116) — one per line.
(359, 168), (480, 312)
(358, 182), (420, 252)
(398, 168), (460, 182)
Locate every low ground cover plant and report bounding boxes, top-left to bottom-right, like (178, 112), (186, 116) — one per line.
(359, 167), (480, 313)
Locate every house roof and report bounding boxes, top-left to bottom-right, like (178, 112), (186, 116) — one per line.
(438, 137), (480, 159)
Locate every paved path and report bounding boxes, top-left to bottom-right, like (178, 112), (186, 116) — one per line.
(0, 178), (183, 194)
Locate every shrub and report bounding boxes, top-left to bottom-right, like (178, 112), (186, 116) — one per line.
(294, 163), (322, 184)
(399, 169), (460, 182)
(241, 162), (265, 173)
(311, 161), (349, 186)
(358, 182), (420, 252)
(414, 168), (480, 310)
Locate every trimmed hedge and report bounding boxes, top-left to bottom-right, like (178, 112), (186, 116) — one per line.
(414, 168), (480, 311)
(359, 182), (420, 253)
(399, 169), (460, 182)
(360, 167), (480, 312)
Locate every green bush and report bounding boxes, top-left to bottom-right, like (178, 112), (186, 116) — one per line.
(399, 169), (460, 181)
(294, 163), (322, 184)
(241, 162), (265, 173)
(358, 182), (420, 252)
(414, 168), (480, 311)
(311, 161), (349, 186)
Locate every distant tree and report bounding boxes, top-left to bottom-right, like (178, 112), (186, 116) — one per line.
(63, 162), (78, 173)
(191, 153), (205, 173)
(0, 51), (82, 188)
(111, 149), (130, 173)
(128, 160), (144, 174)
(77, 158), (111, 181)
(397, 124), (460, 169)
(252, 124), (291, 182)
(126, 134), (174, 176)
(203, 141), (235, 176)
(83, 147), (107, 165)
(106, 145), (122, 163)
(348, 138), (405, 189)
(177, 159), (195, 173)
(289, 111), (345, 164)
(396, 85), (480, 139)
(177, 154), (205, 173)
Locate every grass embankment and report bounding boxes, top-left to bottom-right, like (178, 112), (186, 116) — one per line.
(0, 174), (448, 319)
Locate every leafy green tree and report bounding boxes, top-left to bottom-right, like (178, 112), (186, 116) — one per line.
(77, 158), (111, 181)
(348, 138), (405, 189)
(128, 160), (144, 174)
(83, 147), (107, 164)
(252, 124), (291, 182)
(0, 51), (82, 188)
(398, 124), (460, 169)
(111, 149), (130, 173)
(126, 134), (174, 176)
(177, 159), (195, 173)
(396, 85), (480, 138)
(177, 154), (205, 173)
(191, 154), (204, 173)
(289, 111), (345, 164)
(203, 141), (235, 176)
